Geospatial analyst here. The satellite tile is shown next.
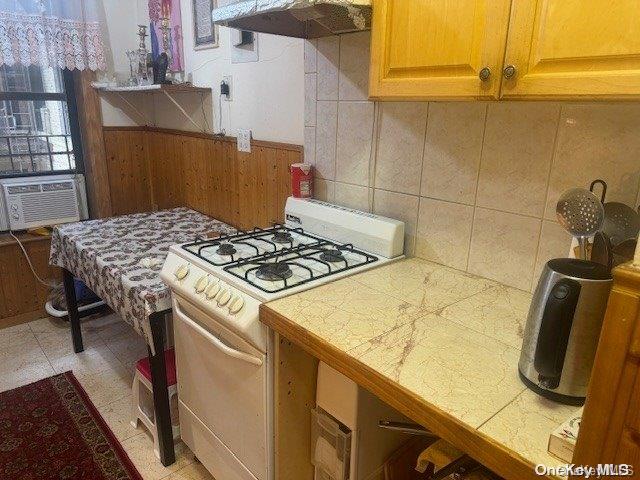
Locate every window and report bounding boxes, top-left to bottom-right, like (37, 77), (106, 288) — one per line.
(0, 65), (83, 178)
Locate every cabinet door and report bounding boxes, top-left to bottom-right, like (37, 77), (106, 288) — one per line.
(369, 0), (512, 100)
(502, 0), (640, 99)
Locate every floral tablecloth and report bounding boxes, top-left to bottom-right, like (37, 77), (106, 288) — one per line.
(49, 208), (235, 345)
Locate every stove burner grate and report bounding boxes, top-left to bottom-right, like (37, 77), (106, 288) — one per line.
(217, 243), (237, 256)
(272, 231), (294, 244)
(255, 262), (293, 281)
(319, 249), (346, 263)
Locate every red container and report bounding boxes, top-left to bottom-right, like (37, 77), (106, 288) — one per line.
(290, 163), (313, 198)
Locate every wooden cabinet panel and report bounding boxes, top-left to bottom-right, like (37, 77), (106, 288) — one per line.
(502, 0), (640, 99)
(369, 0), (512, 100)
(573, 264), (640, 474)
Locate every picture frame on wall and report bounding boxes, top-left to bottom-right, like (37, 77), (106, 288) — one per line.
(193, 0), (218, 50)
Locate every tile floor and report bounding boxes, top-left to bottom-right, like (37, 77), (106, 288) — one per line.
(0, 312), (215, 480)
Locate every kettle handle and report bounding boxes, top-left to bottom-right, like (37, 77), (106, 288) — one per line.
(533, 278), (581, 389)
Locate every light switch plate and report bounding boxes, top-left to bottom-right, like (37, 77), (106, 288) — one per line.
(237, 129), (252, 153)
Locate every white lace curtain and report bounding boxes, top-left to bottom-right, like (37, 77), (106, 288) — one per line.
(0, 0), (107, 71)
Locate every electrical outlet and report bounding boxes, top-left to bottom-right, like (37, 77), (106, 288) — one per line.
(237, 128), (251, 153)
(222, 75), (232, 101)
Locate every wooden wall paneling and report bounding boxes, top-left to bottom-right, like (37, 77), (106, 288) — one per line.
(205, 139), (223, 221)
(265, 148), (280, 228)
(0, 236), (60, 327)
(104, 129), (152, 215)
(102, 126), (302, 230)
(237, 149), (258, 230)
(149, 131), (185, 210)
(221, 140), (239, 228)
(74, 71), (113, 218)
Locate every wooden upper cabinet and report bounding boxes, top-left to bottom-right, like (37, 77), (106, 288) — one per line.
(368, 0), (513, 100)
(501, 0), (640, 99)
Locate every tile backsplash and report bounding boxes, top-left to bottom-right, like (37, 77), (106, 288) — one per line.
(304, 33), (640, 292)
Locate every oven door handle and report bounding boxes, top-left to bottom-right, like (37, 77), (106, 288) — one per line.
(173, 301), (263, 367)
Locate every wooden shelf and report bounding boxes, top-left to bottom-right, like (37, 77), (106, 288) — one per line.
(93, 83), (211, 95)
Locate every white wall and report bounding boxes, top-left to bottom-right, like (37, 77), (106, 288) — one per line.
(99, 0), (149, 126)
(100, 0), (305, 145)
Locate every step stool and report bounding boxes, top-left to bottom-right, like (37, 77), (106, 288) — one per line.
(131, 349), (180, 459)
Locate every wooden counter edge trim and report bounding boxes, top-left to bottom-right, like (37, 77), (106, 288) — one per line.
(102, 126), (304, 152)
(259, 304), (548, 480)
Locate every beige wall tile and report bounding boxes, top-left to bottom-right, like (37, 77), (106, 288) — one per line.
(336, 101), (374, 186)
(375, 102), (429, 195)
(373, 189), (420, 255)
(468, 208), (541, 291)
(421, 102), (486, 205)
(415, 198), (474, 271)
(317, 36), (340, 101)
(545, 103), (640, 219)
(304, 73), (316, 127)
(304, 39), (317, 74)
(315, 101), (337, 180)
(335, 182), (370, 211)
(532, 220), (573, 288)
(314, 178), (335, 202)
(476, 103), (559, 217)
(338, 31), (370, 101)
(304, 126), (315, 165)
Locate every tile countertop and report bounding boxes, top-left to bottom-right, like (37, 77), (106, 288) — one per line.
(260, 257), (582, 480)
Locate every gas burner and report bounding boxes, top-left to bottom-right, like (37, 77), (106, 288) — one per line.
(320, 249), (346, 263)
(256, 262), (293, 282)
(272, 232), (293, 244)
(217, 243), (237, 256)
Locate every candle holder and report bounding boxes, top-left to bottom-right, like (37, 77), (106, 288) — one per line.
(137, 25), (151, 85)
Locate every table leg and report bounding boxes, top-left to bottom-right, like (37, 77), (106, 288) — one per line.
(148, 311), (176, 466)
(62, 268), (84, 353)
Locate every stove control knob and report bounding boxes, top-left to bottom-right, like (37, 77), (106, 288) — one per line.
(228, 296), (245, 315)
(194, 275), (209, 294)
(216, 289), (231, 307)
(174, 264), (190, 280)
(205, 282), (221, 300)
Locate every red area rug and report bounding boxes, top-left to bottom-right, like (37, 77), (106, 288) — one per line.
(0, 372), (142, 480)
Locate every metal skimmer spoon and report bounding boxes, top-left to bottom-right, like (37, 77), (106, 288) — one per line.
(556, 188), (605, 260)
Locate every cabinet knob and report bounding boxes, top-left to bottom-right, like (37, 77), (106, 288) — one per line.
(478, 67), (491, 81)
(503, 64), (517, 79)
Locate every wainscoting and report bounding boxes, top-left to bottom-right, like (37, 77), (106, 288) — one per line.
(103, 127), (303, 231)
(0, 234), (60, 328)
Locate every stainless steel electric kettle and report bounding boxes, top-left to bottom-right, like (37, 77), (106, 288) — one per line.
(518, 258), (612, 405)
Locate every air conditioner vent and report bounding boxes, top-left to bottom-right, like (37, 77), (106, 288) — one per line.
(20, 189), (79, 223)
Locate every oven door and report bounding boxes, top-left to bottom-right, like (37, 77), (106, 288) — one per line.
(172, 295), (268, 480)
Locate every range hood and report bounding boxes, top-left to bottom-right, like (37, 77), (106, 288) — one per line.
(211, 0), (371, 39)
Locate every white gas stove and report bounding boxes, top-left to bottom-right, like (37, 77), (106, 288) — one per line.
(160, 197), (404, 480)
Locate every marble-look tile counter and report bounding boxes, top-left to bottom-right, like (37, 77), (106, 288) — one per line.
(260, 258), (581, 480)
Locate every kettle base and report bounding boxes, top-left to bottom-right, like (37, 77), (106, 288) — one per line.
(518, 370), (585, 406)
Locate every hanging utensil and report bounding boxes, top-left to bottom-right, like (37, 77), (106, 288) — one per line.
(589, 179), (607, 204)
(602, 202), (640, 246)
(556, 188), (605, 260)
(613, 238), (637, 262)
(591, 231), (613, 271)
